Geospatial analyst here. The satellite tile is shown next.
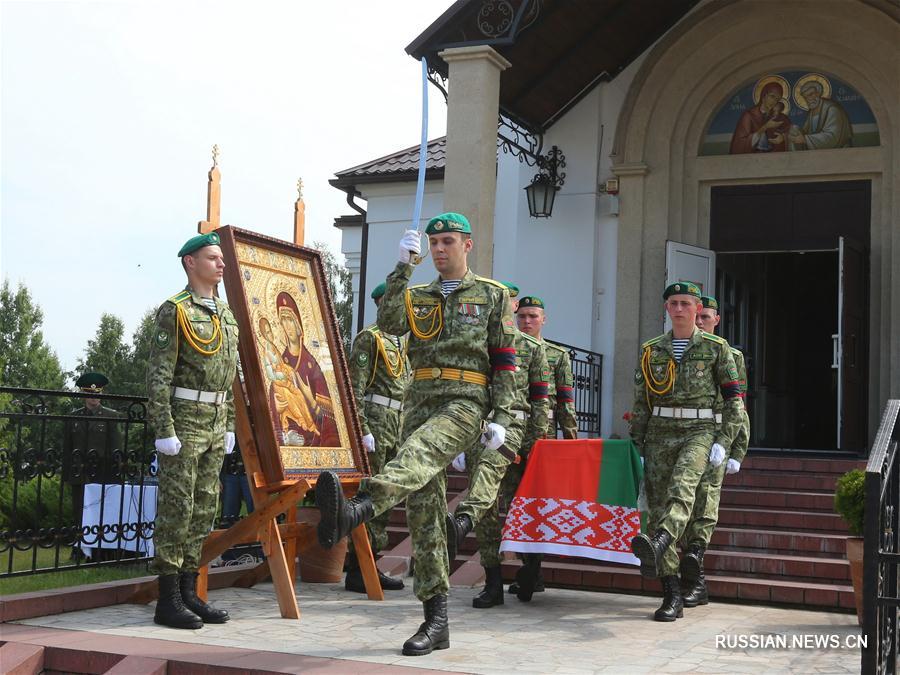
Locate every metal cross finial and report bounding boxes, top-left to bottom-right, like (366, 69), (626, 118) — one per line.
(297, 177), (304, 199)
(212, 144), (220, 167)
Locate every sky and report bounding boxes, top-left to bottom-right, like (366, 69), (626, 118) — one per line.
(1, 0), (450, 374)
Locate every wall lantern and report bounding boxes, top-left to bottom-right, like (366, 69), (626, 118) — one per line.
(524, 145), (566, 218)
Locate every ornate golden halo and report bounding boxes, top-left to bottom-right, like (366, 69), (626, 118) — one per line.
(793, 73), (832, 111)
(752, 75), (790, 106)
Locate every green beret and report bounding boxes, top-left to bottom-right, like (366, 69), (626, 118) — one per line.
(425, 212), (471, 235)
(76, 372), (109, 393)
(501, 281), (519, 298)
(178, 232), (221, 257)
(663, 282), (702, 300)
(371, 282), (387, 300)
(518, 296), (545, 310)
(701, 295), (719, 310)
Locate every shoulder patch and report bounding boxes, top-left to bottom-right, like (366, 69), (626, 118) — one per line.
(155, 328), (171, 349)
(356, 352), (370, 367)
(545, 340), (568, 355)
(166, 290), (191, 305)
(641, 335), (665, 348)
(473, 275), (507, 290)
(701, 331), (727, 344)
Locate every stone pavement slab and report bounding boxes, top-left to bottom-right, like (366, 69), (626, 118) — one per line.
(10, 581), (862, 673)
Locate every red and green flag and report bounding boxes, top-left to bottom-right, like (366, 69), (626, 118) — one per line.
(500, 439), (645, 565)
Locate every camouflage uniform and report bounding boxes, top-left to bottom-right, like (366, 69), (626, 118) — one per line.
(467, 330), (550, 567)
(63, 404), (122, 537)
(630, 328), (744, 577)
(545, 340), (578, 439)
(347, 325), (409, 554)
(681, 348), (750, 547)
(147, 287), (240, 576)
(364, 261), (518, 601)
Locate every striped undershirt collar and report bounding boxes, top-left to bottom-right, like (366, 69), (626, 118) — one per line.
(440, 279), (461, 297)
(671, 338), (689, 363)
(201, 297), (218, 315)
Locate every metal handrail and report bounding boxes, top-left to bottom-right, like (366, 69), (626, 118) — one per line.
(862, 399), (899, 674)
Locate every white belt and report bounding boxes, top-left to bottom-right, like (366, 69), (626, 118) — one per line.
(365, 393), (403, 411)
(652, 406), (715, 420)
(172, 386), (227, 405)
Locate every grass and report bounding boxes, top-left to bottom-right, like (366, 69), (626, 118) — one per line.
(0, 545), (150, 596)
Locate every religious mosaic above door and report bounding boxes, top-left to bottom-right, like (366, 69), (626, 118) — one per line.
(701, 71), (879, 156)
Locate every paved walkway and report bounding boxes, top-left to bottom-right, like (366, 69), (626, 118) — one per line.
(12, 581), (862, 673)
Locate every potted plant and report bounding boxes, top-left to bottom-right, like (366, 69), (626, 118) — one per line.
(834, 469), (865, 624)
(297, 488), (348, 583)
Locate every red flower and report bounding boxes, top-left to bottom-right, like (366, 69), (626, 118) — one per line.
(622, 411), (634, 422)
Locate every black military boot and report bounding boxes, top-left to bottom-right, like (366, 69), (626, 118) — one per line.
(508, 573), (545, 595)
(179, 571), (230, 623)
(472, 566), (504, 608)
(345, 559), (405, 593)
(680, 544), (708, 607)
(654, 575), (684, 621)
(445, 512), (473, 562)
(402, 594), (450, 656)
(515, 554), (542, 602)
(631, 529), (674, 579)
(316, 470), (374, 548)
(153, 574), (203, 629)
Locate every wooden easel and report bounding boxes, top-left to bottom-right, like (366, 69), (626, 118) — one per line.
(190, 152), (383, 618)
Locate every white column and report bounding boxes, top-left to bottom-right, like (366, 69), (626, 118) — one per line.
(438, 45), (511, 276)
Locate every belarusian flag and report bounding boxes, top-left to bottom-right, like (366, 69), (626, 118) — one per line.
(500, 439), (645, 565)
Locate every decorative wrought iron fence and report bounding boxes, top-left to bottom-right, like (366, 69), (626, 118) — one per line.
(550, 340), (603, 437)
(862, 399), (899, 674)
(0, 387), (157, 577)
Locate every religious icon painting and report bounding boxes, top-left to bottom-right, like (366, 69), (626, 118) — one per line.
(217, 227), (367, 482)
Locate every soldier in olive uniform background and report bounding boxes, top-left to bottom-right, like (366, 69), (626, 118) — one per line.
(679, 295), (751, 608)
(63, 372), (121, 559)
(629, 282), (744, 622)
(316, 212), (518, 656)
(507, 295), (575, 598)
(344, 281), (408, 593)
(147, 232), (239, 630)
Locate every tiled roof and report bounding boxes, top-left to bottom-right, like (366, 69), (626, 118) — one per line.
(332, 137), (445, 184)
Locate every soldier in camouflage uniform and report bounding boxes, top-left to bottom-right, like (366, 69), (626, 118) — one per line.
(507, 295), (575, 599)
(315, 212), (518, 656)
(449, 283), (550, 609)
(147, 232), (240, 630)
(679, 295), (751, 608)
(343, 281), (408, 593)
(63, 372), (121, 559)
(629, 282), (744, 622)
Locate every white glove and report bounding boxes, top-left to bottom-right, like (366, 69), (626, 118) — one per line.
(224, 431), (236, 455)
(480, 423), (507, 451)
(398, 229), (421, 264)
(726, 458), (741, 475)
(708, 442), (726, 466)
(362, 433), (376, 453)
(155, 436), (182, 456)
(451, 452), (466, 472)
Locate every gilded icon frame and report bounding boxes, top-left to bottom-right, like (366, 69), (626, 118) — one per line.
(217, 226), (367, 483)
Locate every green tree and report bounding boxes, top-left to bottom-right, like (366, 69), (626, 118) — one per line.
(75, 308), (157, 397)
(0, 280), (66, 390)
(314, 241), (353, 353)
(75, 313), (129, 391)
